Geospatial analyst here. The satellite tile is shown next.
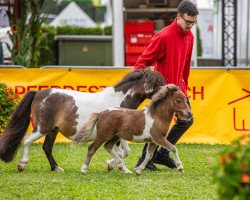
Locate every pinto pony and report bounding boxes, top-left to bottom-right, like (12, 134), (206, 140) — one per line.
(74, 84), (193, 175)
(0, 70), (165, 172)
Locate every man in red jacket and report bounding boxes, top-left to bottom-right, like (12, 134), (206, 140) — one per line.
(134, 0), (199, 171)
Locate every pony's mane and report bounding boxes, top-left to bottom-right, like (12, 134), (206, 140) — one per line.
(148, 84), (179, 115)
(115, 70), (144, 88)
(114, 70), (166, 94)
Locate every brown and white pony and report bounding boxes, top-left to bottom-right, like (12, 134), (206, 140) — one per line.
(74, 84), (193, 175)
(0, 70), (165, 172)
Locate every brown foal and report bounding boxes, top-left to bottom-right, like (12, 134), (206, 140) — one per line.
(74, 84), (193, 175)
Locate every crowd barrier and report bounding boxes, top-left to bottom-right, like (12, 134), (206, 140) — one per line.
(0, 66), (250, 144)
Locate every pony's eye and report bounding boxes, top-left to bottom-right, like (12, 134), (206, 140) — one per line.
(176, 99), (181, 104)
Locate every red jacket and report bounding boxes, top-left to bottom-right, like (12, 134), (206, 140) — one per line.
(134, 18), (194, 96)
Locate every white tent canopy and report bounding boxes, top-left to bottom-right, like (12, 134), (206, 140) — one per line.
(50, 1), (97, 27)
(196, 0), (213, 9)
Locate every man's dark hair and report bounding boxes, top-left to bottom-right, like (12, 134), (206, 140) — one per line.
(177, 0), (199, 16)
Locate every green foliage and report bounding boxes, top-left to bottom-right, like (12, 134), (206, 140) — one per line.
(0, 83), (19, 134)
(0, 144), (224, 199)
(39, 26), (57, 66)
(56, 26), (103, 35)
(63, 0), (93, 5)
(6, 0), (46, 68)
(104, 26), (112, 35)
(197, 26), (203, 57)
(214, 135), (250, 199)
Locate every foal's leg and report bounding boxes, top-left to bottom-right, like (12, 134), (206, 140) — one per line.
(155, 138), (183, 172)
(104, 136), (131, 174)
(107, 139), (130, 168)
(42, 129), (64, 172)
(18, 129), (44, 172)
(81, 140), (104, 174)
(134, 142), (157, 175)
(118, 139), (130, 158)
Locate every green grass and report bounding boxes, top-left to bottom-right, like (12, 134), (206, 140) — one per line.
(0, 143), (225, 200)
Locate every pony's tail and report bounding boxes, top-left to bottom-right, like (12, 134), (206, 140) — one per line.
(0, 90), (37, 162)
(73, 113), (99, 143)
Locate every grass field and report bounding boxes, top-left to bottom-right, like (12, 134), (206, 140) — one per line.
(0, 143), (225, 200)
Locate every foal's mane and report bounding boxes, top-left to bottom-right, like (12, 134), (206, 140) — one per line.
(114, 70), (165, 93)
(148, 84), (179, 115)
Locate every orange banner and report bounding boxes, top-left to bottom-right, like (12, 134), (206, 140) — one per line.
(1, 67), (250, 144)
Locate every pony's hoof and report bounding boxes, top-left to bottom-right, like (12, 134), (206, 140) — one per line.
(17, 165), (25, 172)
(177, 165), (184, 173)
(107, 160), (116, 171)
(17, 161), (27, 172)
(124, 169), (132, 174)
(54, 166), (65, 172)
(120, 168), (132, 174)
(81, 170), (88, 175)
(108, 164), (115, 171)
(135, 168), (142, 176)
(176, 162), (183, 173)
(135, 170), (142, 176)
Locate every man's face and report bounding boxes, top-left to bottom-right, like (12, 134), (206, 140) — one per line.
(177, 13), (198, 32)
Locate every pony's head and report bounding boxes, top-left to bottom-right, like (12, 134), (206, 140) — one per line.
(148, 84), (192, 120)
(114, 70), (166, 109)
(115, 70), (166, 98)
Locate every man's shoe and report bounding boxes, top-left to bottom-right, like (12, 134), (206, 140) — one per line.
(135, 157), (158, 171)
(152, 151), (176, 169)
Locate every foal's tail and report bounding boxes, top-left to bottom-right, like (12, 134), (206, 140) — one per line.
(0, 90), (37, 162)
(73, 113), (99, 143)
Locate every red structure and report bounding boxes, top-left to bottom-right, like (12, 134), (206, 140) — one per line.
(124, 21), (155, 66)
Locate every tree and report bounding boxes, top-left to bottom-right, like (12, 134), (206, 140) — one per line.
(6, 0), (46, 68)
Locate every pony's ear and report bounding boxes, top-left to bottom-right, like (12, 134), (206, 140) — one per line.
(166, 84), (179, 93)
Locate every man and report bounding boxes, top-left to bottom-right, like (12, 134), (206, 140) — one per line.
(0, 41), (3, 64)
(134, 0), (199, 171)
